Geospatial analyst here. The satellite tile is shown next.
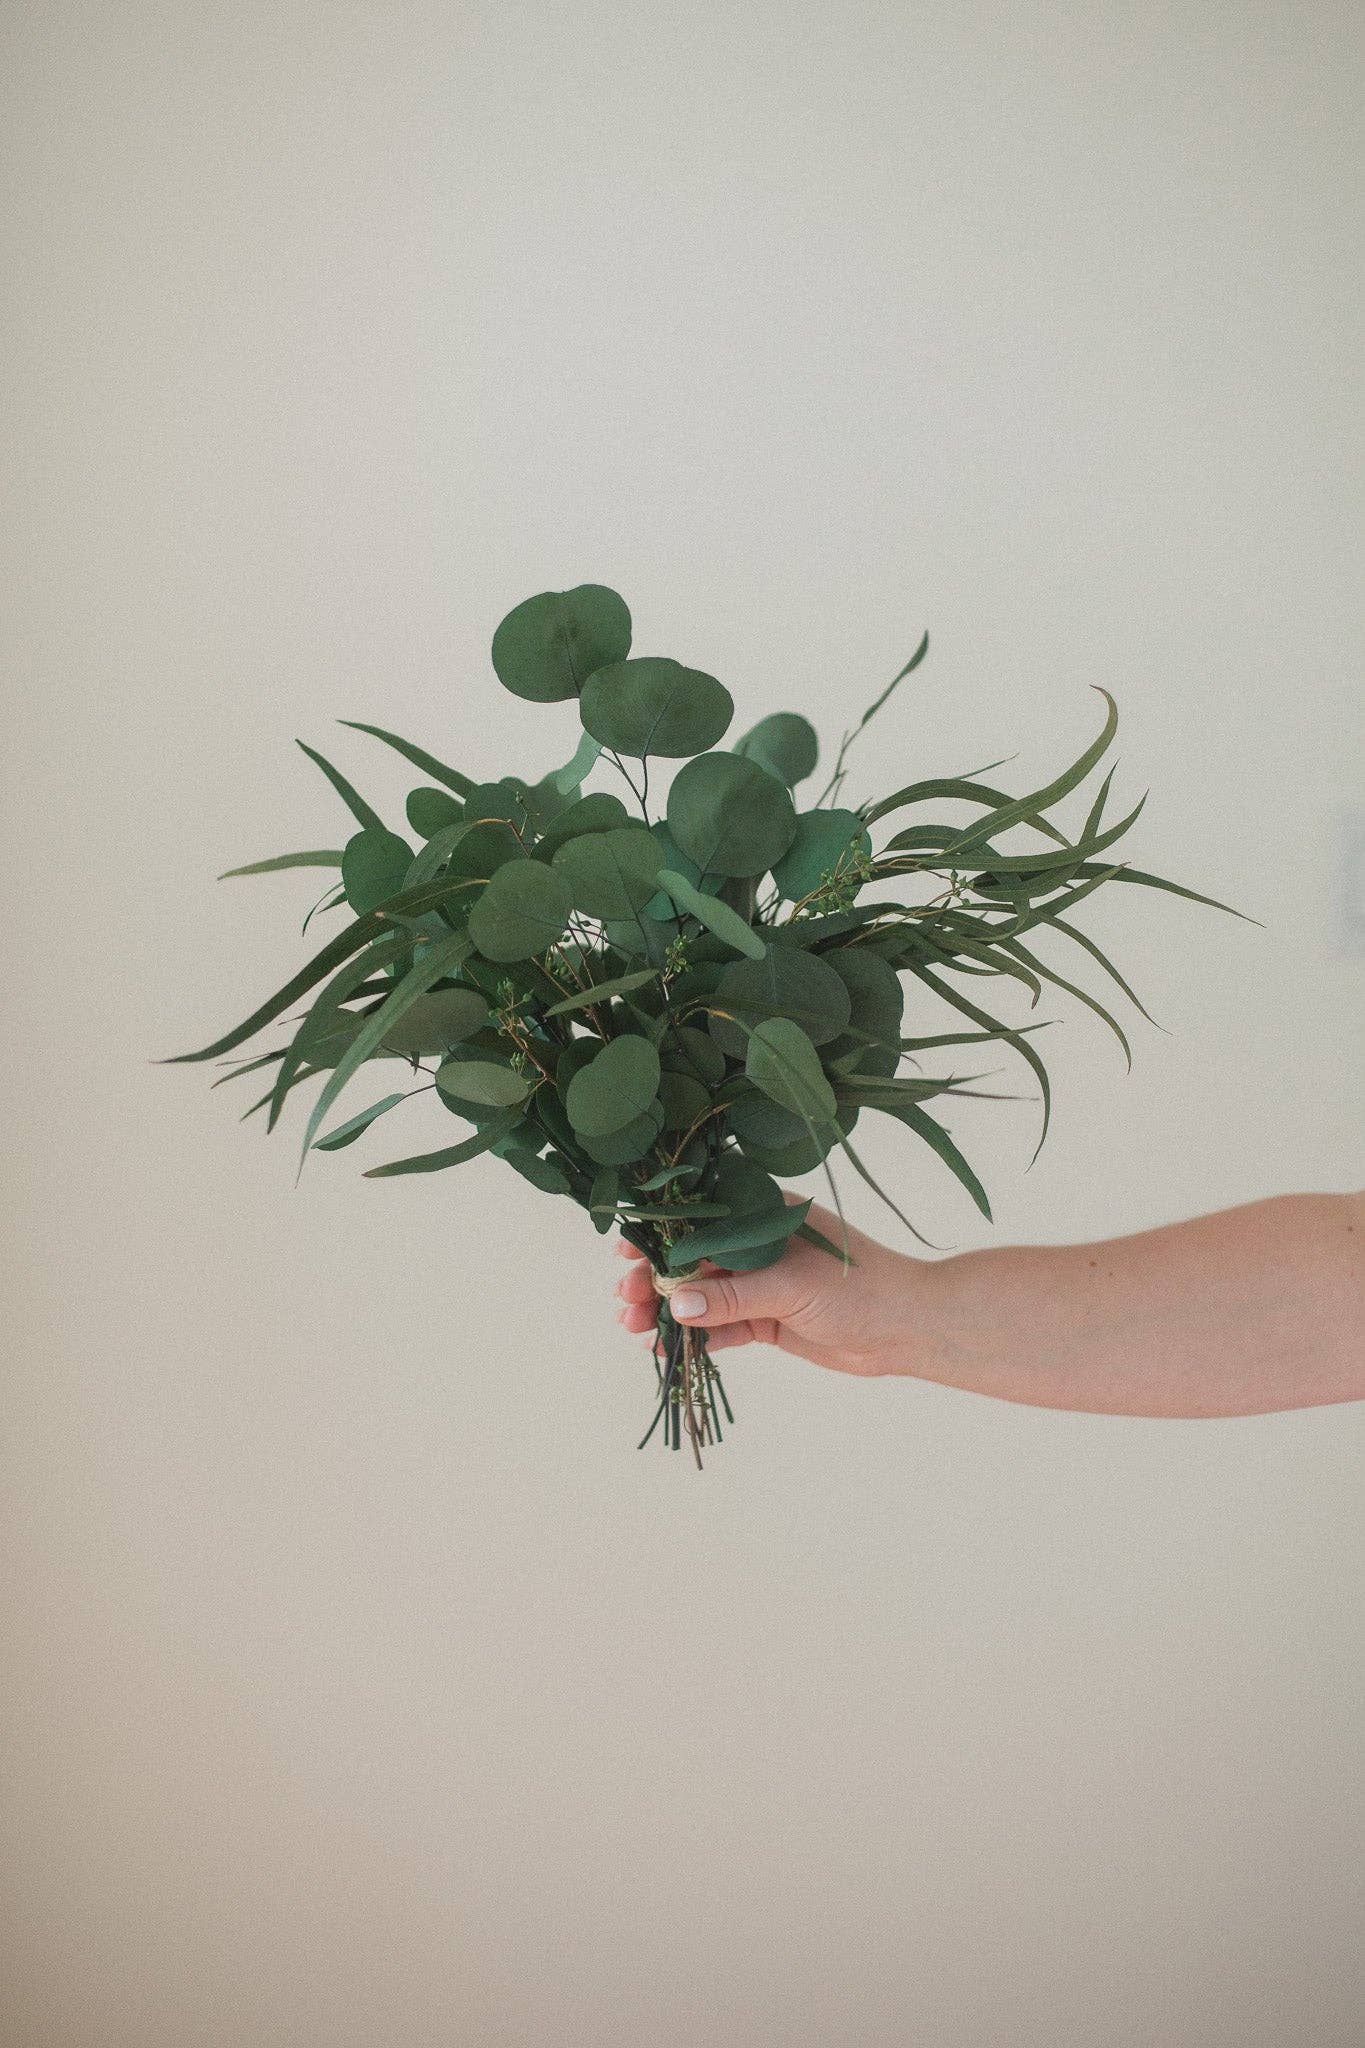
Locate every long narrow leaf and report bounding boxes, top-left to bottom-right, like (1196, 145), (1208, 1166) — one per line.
(364, 1109), (521, 1178)
(939, 689), (1119, 860)
(219, 849), (344, 879)
(909, 963), (1053, 1164)
(338, 721), (474, 797)
(545, 967), (660, 1015)
(315, 1092), (412, 1151)
(882, 1097), (992, 1219)
(996, 935), (1132, 1069)
(295, 740), (385, 833)
(267, 930), (411, 1131)
(299, 929), (476, 1170)
(164, 871), (487, 1064)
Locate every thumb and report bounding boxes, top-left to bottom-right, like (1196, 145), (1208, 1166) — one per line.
(666, 1254), (812, 1332)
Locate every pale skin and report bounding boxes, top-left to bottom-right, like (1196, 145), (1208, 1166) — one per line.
(614, 1192), (1365, 1418)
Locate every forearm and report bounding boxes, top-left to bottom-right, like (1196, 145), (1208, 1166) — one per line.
(913, 1192), (1365, 1418)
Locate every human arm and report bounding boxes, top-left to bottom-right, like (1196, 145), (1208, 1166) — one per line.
(614, 1191), (1365, 1418)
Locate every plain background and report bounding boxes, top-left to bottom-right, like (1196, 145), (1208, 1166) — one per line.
(3, 4), (1363, 2044)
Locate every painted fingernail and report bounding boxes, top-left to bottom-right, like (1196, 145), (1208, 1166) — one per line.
(670, 1288), (706, 1320)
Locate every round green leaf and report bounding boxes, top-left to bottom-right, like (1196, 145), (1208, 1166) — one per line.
(662, 1023), (727, 1088)
(435, 1058), (531, 1109)
(406, 787), (464, 839)
(491, 585), (632, 704)
(551, 827), (664, 922)
(579, 657), (733, 759)
(535, 791), (633, 860)
(666, 753), (797, 878)
(709, 944), (852, 1058)
(578, 1099), (666, 1165)
(658, 1068), (710, 1132)
(463, 780), (531, 833)
(377, 987), (489, 1056)
(733, 711), (818, 787)
(565, 1033), (662, 1137)
(770, 809), (871, 901)
(744, 1016), (838, 1124)
(467, 861), (572, 962)
(340, 828), (414, 915)
(447, 820), (527, 881)
(824, 946), (904, 1078)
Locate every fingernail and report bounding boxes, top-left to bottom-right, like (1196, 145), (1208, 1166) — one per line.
(615, 1306), (627, 1324)
(670, 1288), (706, 1320)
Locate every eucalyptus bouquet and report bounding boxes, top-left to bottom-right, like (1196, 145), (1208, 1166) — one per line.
(168, 584), (1237, 1465)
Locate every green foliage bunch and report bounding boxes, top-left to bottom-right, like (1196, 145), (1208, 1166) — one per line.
(168, 583), (1240, 1464)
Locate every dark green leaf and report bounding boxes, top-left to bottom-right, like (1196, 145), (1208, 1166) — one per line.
(375, 987), (489, 1056)
(218, 849), (344, 880)
(338, 721), (474, 797)
(654, 870), (766, 959)
(667, 1195), (811, 1268)
(406, 787), (465, 838)
(364, 1109), (521, 1177)
(579, 1100), (666, 1165)
(744, 1017), (838, 1124)
(341, 828), (414, 915)
(710, 946), (851, 1058)
(666, 753), (798, 878)
(315, 1092), (411, 1151)
(435, 1058), (532, 1108)
(770, 809), (872, 901)
(551, 827), (664, 922)
(565, 1034), (662, 1137)
(545, 966), (660, 1015)
(491, 584), (632, 703)
(295, 740), (385, 834)
(939, 689), (1119, 859)
(733, 711), (818, 788)
(300, 928), (475, 1166)
(535, 791), (633, 860)
(579, 657), (733, 758)
(865, 1096), (991, 1219)
(467, 861), (572, 962)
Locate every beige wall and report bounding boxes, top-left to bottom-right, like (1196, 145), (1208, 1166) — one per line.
(3, 5), (1362, 2044)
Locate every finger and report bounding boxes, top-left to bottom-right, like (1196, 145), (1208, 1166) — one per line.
(617, 1300), (658, 1335)
(665, 1244), (820, 1331)
(615, 1263), (658, 1307)
(615, 1237), (649, 1262)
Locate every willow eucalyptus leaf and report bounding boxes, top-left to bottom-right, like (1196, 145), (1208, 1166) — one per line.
(315, 1092), (411, 1152)
(299, 928), (475, 1169)
(295, 740), (385, 834)
(545, 967), (661, 1015)
(219, 850), (344, 879)
(654, 870), (766, 959)
(364, 1109), (521, 1178)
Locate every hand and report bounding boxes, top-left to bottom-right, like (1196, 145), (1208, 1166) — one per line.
(612, 1202), (928, 1378)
